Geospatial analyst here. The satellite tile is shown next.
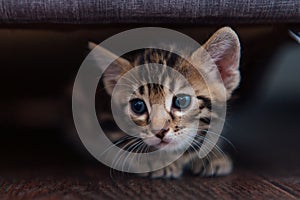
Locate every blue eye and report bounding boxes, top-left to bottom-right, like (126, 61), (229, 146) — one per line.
(173, 94), (191, 109)
(130, 99), (147, 114)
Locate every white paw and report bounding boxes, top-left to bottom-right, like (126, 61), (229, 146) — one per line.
(138, 163), (183, 179)
(202, 155), (233, 177)
(191, 155), (233, 177)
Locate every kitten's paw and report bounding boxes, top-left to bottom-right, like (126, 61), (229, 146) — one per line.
(203, 155), (233, 177)
(139, 163), (183, 179)
(191, 155), (233, 177)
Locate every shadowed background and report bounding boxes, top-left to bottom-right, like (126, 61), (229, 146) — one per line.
(0, 25), (300, 199)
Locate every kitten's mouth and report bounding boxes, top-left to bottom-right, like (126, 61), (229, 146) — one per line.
(158, 140), (169, 145)
(144, 136), (173, 148)
(153, 139), (173, 149)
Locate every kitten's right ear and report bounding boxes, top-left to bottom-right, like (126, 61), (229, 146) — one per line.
(191, 27), (240, 98)
(88, 42), (132, 95)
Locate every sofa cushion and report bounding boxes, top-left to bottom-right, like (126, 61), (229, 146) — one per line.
(0, 0), (299, 24)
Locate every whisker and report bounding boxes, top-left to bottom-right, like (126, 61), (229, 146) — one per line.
(184, 134), (224, 160)
(122, 140), (144, 172)
(188, 127), (236, 151)
(111, 138), (140, 171)
(99, 134), (139, 158)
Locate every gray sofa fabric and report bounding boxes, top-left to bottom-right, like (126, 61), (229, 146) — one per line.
(0, 0), (299, 24)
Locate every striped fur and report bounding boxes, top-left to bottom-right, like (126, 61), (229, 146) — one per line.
(91, 27), (240, 178)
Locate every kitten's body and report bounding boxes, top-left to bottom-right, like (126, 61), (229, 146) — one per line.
(90, 27), (240, 178)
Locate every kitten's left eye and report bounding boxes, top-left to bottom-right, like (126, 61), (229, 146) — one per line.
(173, 94), (191, 109)
(130, 99), (147, 115)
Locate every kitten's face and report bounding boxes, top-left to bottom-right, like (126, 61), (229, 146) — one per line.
(109, 52), (220, 152)
(128, 86), (209, 151)
(123, 62), (211, 151)
(91, 27), (241, 152)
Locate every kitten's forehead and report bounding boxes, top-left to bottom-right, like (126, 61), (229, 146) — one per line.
(114, 48), (211, 109)
(129, 49), (209, 98)
(141, 83), (165, 105)
(131, 72), (196, 101)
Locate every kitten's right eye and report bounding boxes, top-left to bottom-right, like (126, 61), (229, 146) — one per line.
(172, 94), (191, 109)
(130, 99), (147, 115)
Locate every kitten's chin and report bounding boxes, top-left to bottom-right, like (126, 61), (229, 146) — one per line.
(144, 138), (181, 152)
(154, 141), (189, 152)
(144, 137), (173, 150)
(143, 137), (161, 146)
(143, 135), (193, 152)
(154, 141), (171, 148)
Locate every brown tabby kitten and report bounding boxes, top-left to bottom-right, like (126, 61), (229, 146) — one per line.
(90, 27), (240, 178)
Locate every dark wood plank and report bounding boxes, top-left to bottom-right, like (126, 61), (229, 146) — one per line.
(260, 169), (300, 199)
(1, 166), (299, 200)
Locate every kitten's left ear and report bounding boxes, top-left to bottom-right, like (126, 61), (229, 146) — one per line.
(88, 42), (132, 95)
(192, 27), (241, 97)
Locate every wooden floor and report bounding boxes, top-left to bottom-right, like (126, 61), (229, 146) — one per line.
(0, 27), (299, 200)
(1, 164), (300, 200)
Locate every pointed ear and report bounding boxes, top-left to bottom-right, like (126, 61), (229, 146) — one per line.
(192, 27), (241, 97)
(88, 42), (132, 95)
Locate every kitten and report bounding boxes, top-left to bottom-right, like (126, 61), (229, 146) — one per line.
(89, 27), (240, 178)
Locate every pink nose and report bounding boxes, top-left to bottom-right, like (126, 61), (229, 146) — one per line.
(153, 128), (169, 139)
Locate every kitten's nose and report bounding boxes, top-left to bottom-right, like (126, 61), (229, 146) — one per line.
(154, 128), (169, 139)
